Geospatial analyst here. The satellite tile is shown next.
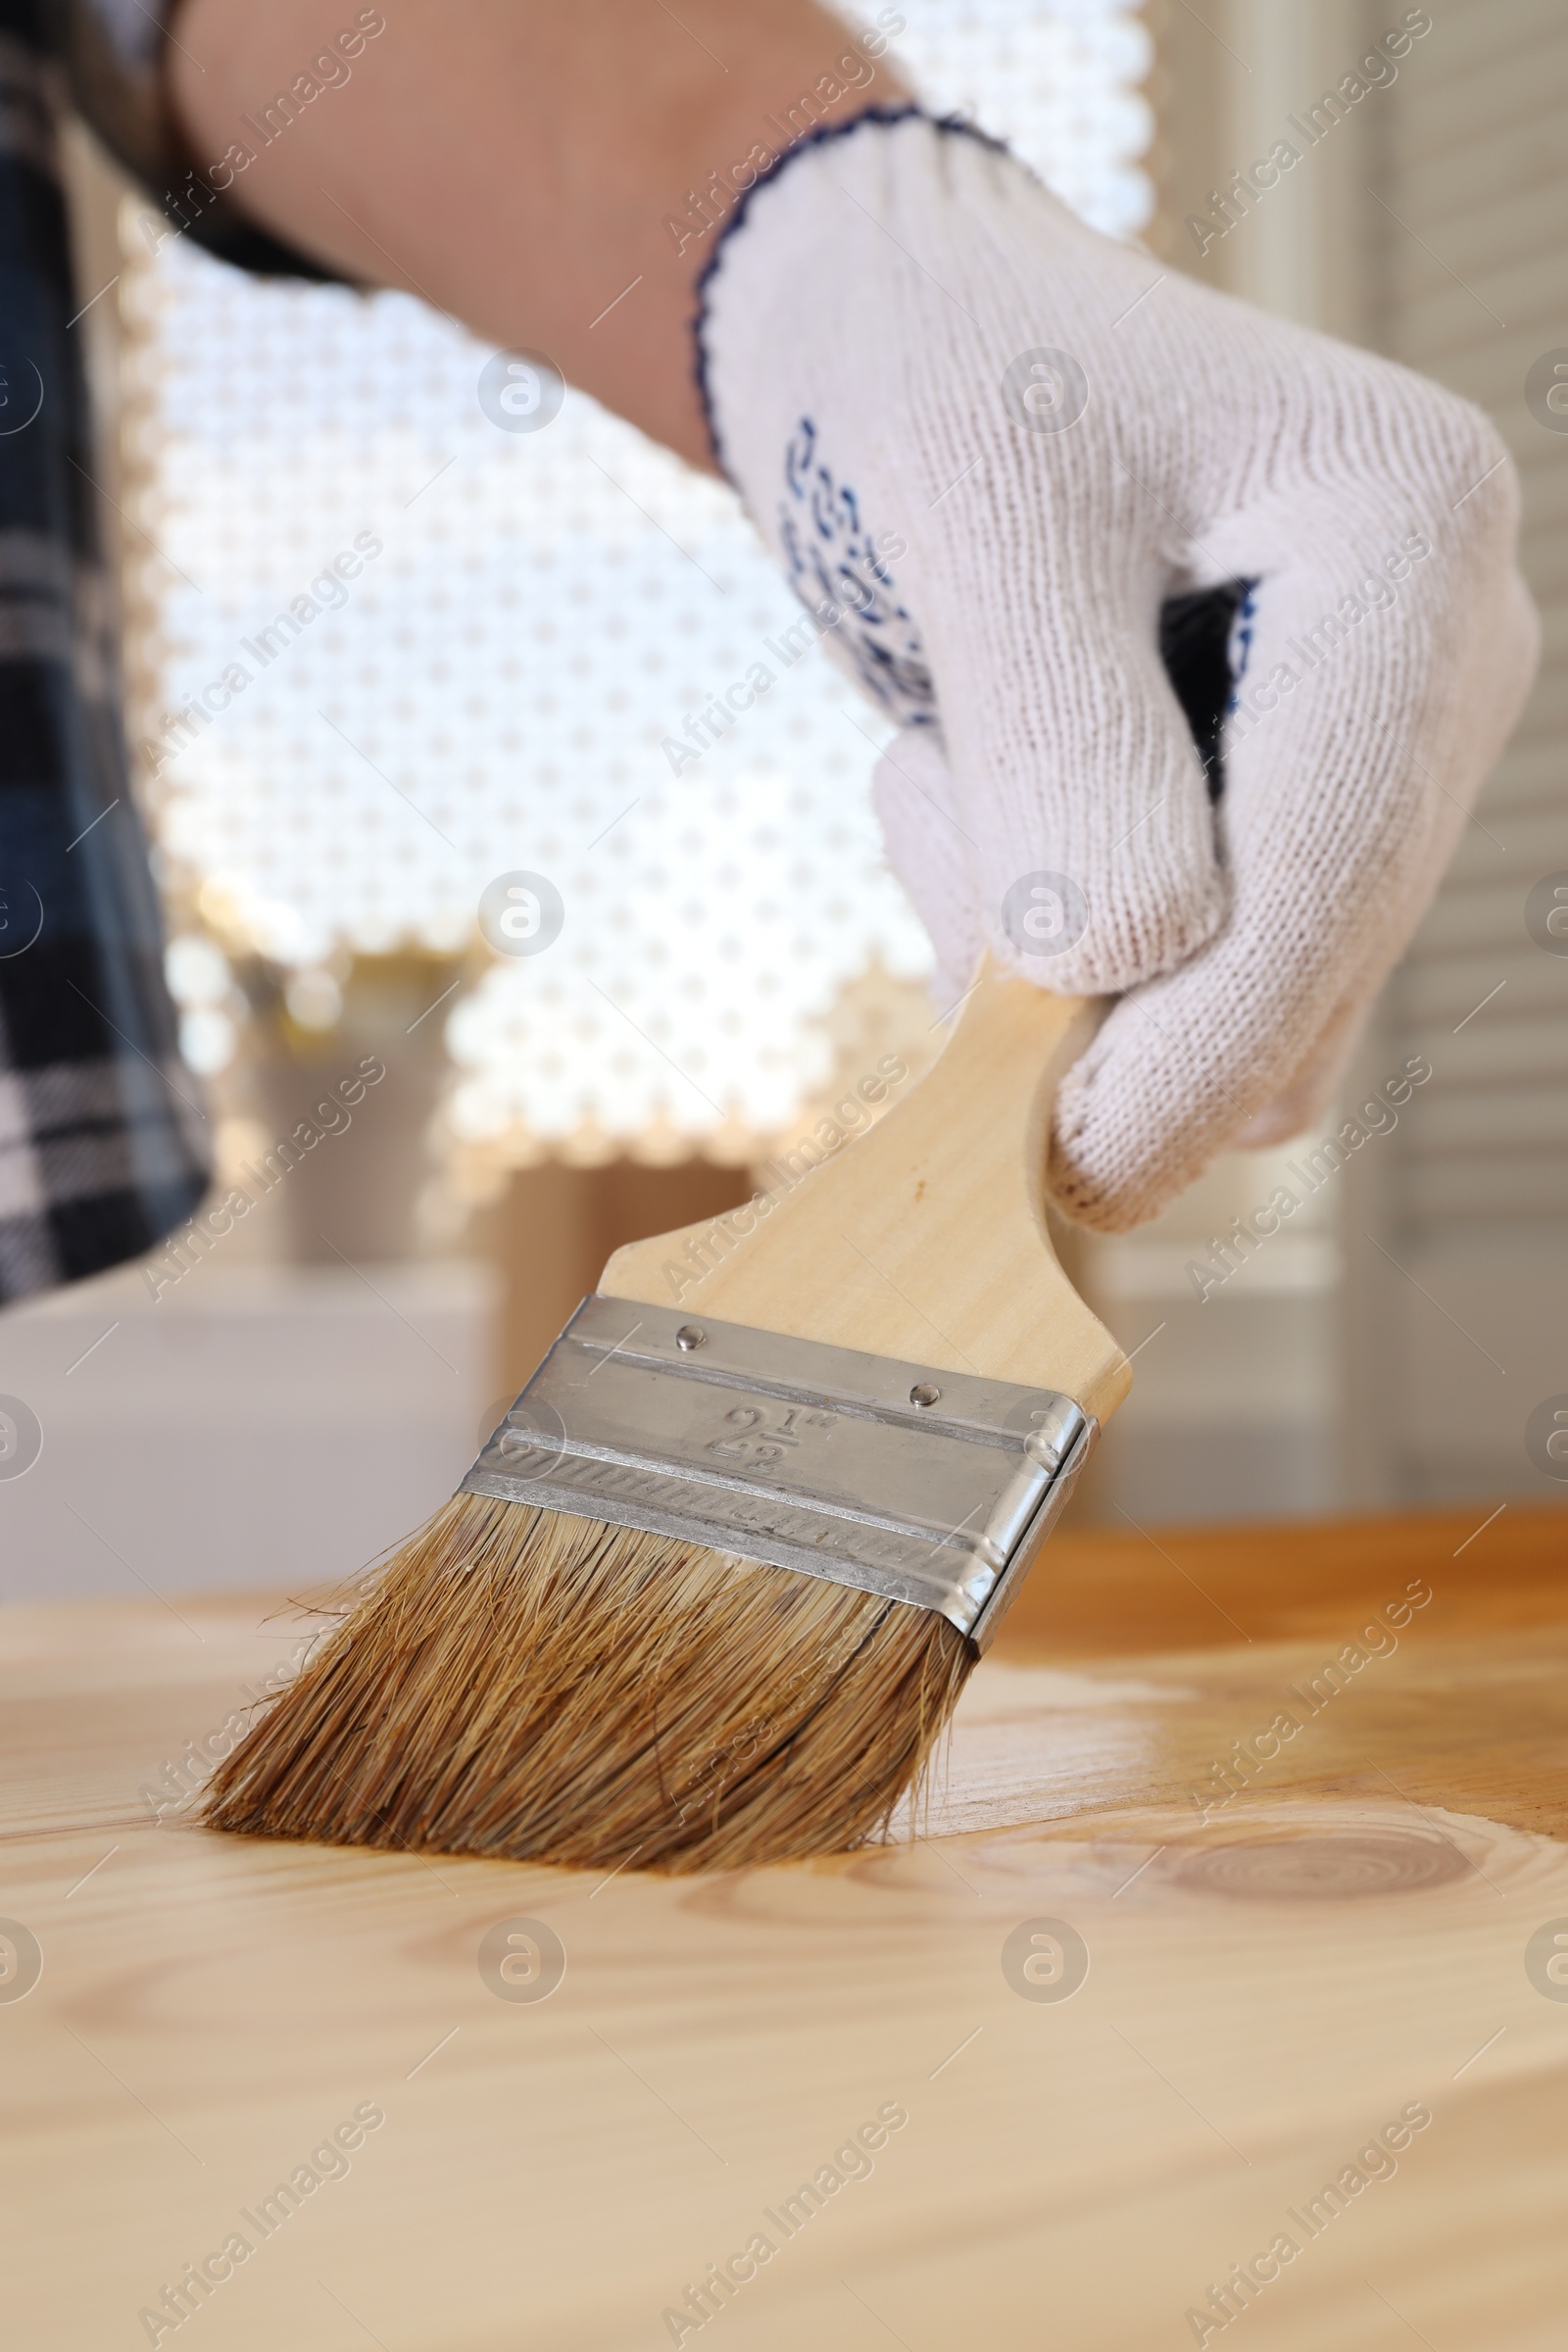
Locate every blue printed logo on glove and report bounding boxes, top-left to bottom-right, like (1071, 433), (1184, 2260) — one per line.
(778, 418), (936, 727)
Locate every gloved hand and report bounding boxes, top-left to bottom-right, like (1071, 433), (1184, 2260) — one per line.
(697, 108), (1537, 1231)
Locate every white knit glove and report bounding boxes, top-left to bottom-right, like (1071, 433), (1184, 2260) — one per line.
(697, 110), (1537, 1230)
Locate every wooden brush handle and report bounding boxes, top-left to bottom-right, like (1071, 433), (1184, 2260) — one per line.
(603, 961), (1130, 1425)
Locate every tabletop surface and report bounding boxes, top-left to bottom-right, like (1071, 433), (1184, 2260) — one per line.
(4, 1503), (1567, 2351)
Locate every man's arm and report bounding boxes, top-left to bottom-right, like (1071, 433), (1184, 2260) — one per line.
(167, 7), (1537, 1234)
(169, 0), (908, 470)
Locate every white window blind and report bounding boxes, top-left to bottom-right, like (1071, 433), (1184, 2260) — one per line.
(1367, 0), (1568, 1500)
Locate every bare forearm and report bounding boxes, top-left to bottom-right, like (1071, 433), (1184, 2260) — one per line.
(168, 0), (908, 468)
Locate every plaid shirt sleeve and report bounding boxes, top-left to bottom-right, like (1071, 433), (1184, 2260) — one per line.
(0, 0), (210, 1303)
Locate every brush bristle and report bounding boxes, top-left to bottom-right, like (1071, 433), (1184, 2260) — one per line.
(204, 1492), (974, 1872)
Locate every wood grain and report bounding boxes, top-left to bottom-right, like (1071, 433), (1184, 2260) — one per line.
(4, 1503), (1566, 2348)
(605, 967), (1131, 1425)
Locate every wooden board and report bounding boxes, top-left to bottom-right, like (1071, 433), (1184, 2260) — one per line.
(4, 1504), (1567, 2350)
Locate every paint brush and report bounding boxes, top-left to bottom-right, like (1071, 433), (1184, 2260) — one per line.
(206, 962), (1129, 1872)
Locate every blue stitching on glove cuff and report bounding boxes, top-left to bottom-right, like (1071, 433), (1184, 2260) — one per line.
(691, 104), (1010, 484)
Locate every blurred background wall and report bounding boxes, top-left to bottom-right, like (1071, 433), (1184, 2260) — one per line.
(1, 0), (1562, 1603)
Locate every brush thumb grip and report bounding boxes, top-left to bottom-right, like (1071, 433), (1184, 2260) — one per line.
(603, 958), (1128, 1423)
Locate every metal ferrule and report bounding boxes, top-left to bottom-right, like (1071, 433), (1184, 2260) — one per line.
(460, 1297), (1096, 1651)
